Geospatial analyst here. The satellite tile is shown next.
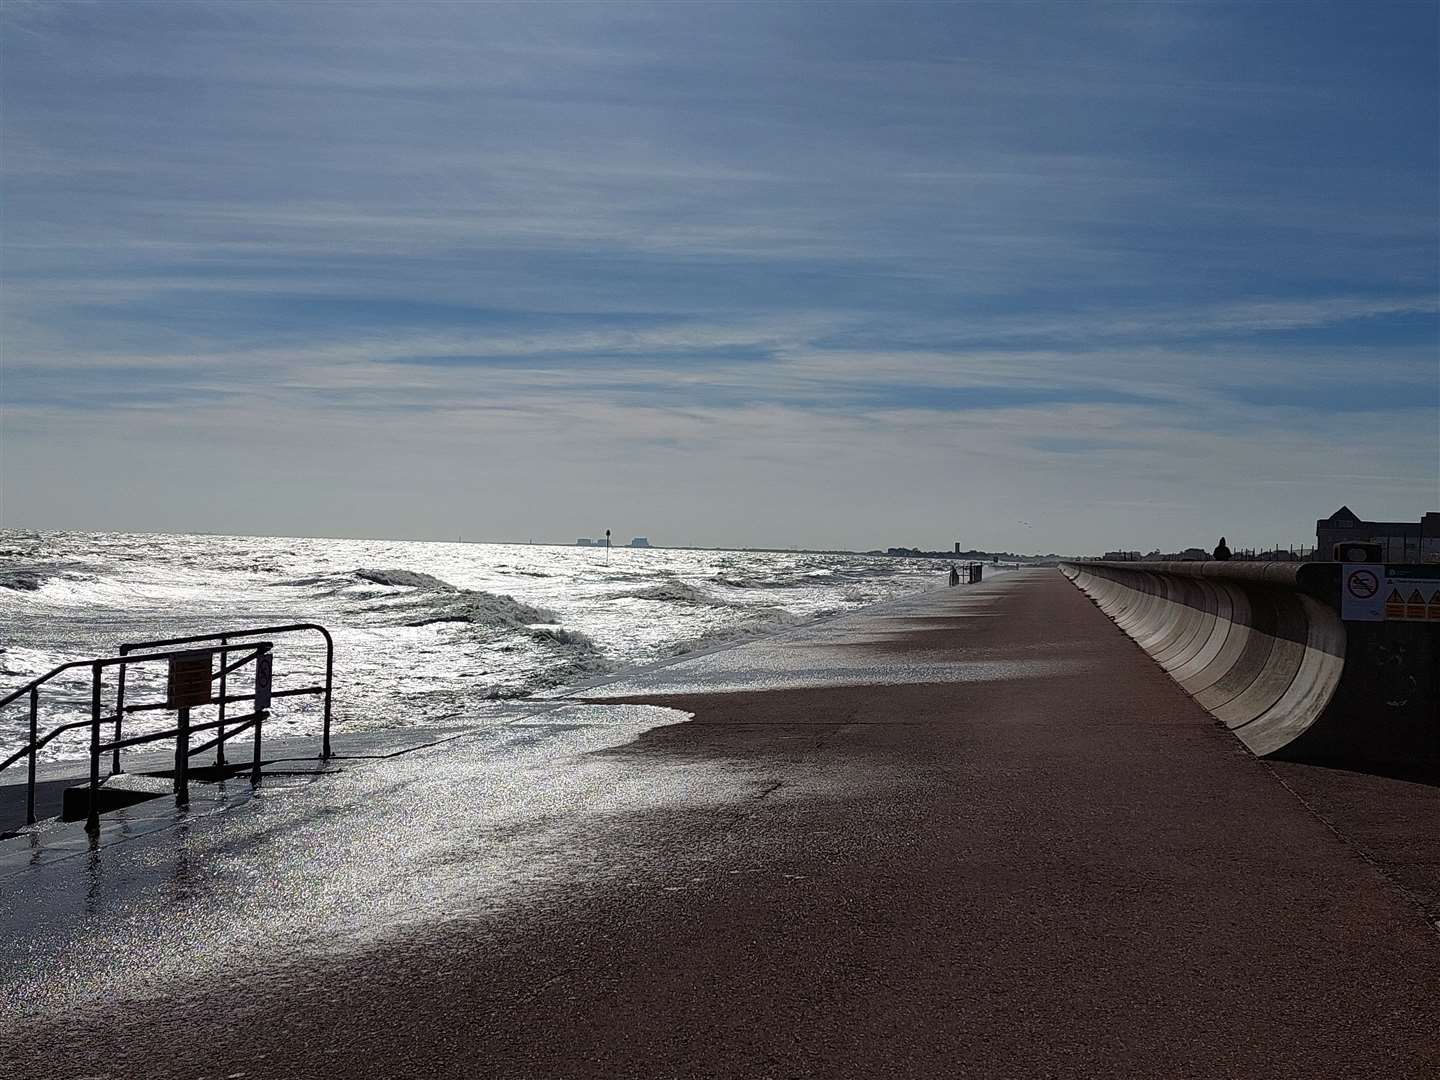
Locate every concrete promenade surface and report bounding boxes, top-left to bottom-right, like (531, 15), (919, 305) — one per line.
(2, 570), (1438, 1078)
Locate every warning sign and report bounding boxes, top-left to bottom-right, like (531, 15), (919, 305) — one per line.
(1342, 569), (1440, 622)
(254, 652), (273, 711)
(1405, 589), (1427, 619)
(167, 650), (214, 708)
(1341, 565), (1385, 621)
(1383, 576), (1440, 622)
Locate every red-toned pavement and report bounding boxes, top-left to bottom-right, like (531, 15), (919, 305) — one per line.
(4, 570), (1438, 1078)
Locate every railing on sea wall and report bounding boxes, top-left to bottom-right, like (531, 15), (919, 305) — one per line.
(0, 623), (335, 833)
(117, 623), (335, 763)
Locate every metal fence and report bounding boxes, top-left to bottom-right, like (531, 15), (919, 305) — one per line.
(0, 623), (334, 833)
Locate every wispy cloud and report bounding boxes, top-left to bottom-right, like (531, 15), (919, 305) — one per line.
(1, 0), (1435, 549)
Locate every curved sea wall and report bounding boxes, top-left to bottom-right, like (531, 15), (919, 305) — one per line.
(1060, 561), (1439, 772)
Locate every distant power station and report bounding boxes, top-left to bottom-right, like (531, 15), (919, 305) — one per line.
(576, 536), (654, 548)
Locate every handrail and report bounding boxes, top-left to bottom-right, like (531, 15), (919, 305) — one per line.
(117, 623), (334, 760)
(24, 644), (274, 832)
(1, 623), (336, 833)
(0, 718), (97, 773)
(122, 683), (322, 714)
(0, 644), (259, 708)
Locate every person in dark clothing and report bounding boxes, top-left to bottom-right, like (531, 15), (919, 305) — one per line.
(948, 564), (960, 586)
(1213, 536), (1232, 561)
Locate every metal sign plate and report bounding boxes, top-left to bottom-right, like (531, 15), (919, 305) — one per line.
(254, 652), (273, 711)
(1340, 565), (1384, 622)
(167, 650), (214, 708)
(1386, 577), (1440, 622)
(1341, 567), (1440, 622)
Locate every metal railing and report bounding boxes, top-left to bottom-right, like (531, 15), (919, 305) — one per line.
(117, 623), (335, 763)
(0, 644), (271, 831)
(0, 623), (335, 833)
(948, 562), (983, 585)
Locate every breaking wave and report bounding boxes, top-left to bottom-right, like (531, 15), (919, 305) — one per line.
(383, 590), (558, 629)
(0, 569), (46, 592)
(712, 575), (798, 590)
(355, 568), (455, 590)
(482, 624), (612, 699)
(528, 626), (593, 646)
(610, 581), (716, 605)
(662, 606), (806, 657)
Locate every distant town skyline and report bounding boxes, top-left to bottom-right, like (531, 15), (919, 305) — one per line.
(2, 2), (1436, 552)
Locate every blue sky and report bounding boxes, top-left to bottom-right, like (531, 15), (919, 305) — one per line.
(2, 0), (1436, 552)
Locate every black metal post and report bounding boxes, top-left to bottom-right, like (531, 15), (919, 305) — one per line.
(87, 665), (102, 833)
(322, 639), (333, 760)
(26, 687), (38, 826)
(175, 706), (190, 807)
(112, 650), (126, 776)
(215, 637), (228, 769)
(251, 709), (265, 784)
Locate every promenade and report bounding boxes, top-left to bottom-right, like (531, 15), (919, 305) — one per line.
(2, 569), (1438, 1078)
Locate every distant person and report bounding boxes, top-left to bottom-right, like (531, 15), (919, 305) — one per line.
(948, 564), (960, 587)
(1213, 536), (1232, 561)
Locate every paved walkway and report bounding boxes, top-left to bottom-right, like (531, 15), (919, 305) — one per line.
(3, 570), (1437, 1078)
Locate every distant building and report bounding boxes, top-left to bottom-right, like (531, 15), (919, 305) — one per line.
(628, 537), (652, 548)
(575, 539), (593, 546)
(1143, 548), (1210, 561)
(1315, 506), (1440, 563)
(1103, 551), (1142, 561)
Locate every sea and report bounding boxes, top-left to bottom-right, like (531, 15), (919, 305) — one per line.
(0, 530), (955, 764)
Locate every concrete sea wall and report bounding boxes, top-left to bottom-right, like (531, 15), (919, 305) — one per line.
(1060, 561), (1439, 773)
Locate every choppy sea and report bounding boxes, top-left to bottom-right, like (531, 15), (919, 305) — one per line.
(0, 531), (953, 763)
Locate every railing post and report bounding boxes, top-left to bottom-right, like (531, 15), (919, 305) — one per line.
(86, 665), (102, 833)
(251, 642), (272, 785)
(215, 636), (228, 770)
(322, 633), (334, 760)
(26, 687), (38, 826)
(112, 647), (127, 776)
(175, 706), (190, 807)
(251, 709), (265, 785)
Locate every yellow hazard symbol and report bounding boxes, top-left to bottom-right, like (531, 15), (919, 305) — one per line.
(1405, 589), (1427, 620)
(1428, 589), (1440, 621)
(1384, 589), (1406, 618)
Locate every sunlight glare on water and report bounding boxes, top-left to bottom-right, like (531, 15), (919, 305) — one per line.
(0, 531), (953, 761)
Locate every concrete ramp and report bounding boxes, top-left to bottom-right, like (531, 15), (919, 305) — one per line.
(1061, 561), (1439, 771)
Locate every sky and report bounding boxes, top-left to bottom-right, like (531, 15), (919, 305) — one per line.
(2, 0), (1436, 554)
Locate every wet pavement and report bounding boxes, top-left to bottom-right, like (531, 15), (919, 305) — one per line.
(2, 570), (1438, 1078)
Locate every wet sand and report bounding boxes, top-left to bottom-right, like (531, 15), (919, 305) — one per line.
(3, 570), (1438, 1078)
